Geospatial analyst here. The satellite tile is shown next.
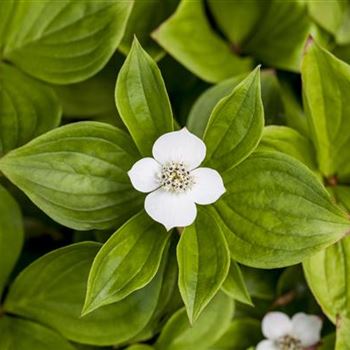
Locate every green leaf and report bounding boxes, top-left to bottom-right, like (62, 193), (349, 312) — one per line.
(209, 318), (262, 350)
(208, 0), (262, 46)
(152, 0), (252, 83)
(188, 70), (282, 138)
(204, 67), (264, 174)
(243, 0), (311, 71)
(4, 242), (168, 346)
(119, 0), (177, 61)
(302, 42), (350, 181)
(2, 0), (133, 84)
(155, 292), (234, 350)
(0, 63), (61, 156)
(84, 211), (170, 314)
(0, 317), (76, 350)
(0, 185), (23, 298)
(0, 121), (142, 231)
(213, 151), (350, 268)
(222, 260), (252, 306)
(177, 207), (230, 324)
(115, 38), (173, 156)
(258, 126), (318, 173)
(130, 237), (180, 343)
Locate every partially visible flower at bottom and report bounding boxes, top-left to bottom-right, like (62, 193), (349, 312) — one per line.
(128, 128), (225, 230)
(257, 312), (322, 350)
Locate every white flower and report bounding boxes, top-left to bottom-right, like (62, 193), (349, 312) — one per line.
(257, 312), (322, 350)
(128, 128), (225, 230)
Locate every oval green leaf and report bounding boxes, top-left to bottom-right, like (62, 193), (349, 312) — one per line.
(115, 38), (173, 156)
(0, 121), (142, 231)
(2, 0), (133, 84)
(204, 67), (264, 174)
(177, 207), (230, 324)
(302, 42), (350, 181)
(84, 211), (170, 314)
(214, 151), (350, 268)
(4, 242), (168, 346)
(0, 63), (61, 156)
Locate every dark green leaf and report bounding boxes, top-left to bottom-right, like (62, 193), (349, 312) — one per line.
(2, 0), (133, 84)
(177, 207), (230, 323)
(84, 211), (170, 313)
(4, 242), (168, 346)
(204, 67), (264, 174)
(115, 38), (173, 156)
(0, 122), (142, 231)
(214, 151), (350, 268)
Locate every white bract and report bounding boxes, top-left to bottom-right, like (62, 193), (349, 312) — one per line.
(257, 312), (322, 350)
(128, 128), (225, 230)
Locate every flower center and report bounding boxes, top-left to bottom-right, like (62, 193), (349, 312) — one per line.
(276, 335), (303, 350)
(159, 161), (194, 193)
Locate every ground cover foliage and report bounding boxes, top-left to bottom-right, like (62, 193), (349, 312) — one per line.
(1, 0), (350, 349)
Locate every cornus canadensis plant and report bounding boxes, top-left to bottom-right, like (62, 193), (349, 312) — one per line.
(128, 128), (225, 230)
(257, 312), (322, 350)
(1, 1), (350, 344)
